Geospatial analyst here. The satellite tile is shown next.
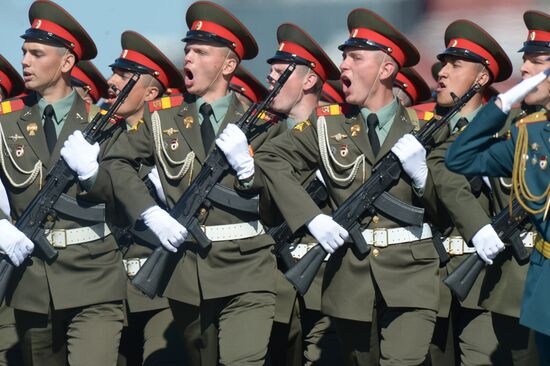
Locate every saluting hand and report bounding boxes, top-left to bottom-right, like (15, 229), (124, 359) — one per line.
(60, 131), (100, 181)
(216, 124), (254, 180)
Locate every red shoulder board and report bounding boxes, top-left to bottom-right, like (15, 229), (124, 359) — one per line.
(0, 98), (25, 115)
(258, 110), (281, 123)
(414, 109), (435, 121)
(148, 95), (185, 112)
(316, 104), (343, 117)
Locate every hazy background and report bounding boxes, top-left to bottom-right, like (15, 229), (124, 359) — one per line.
(2, 0), (548, 93)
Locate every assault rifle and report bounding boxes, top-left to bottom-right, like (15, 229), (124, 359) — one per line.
(285, 83), (482, 295)
(443, 198), (530, 301)
(0, 70), (145, 302)
(131, 63), (297, 298)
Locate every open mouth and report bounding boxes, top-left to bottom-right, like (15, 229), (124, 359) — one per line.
(341, 75), (351, 88)
(184, 68), (194, 80)
(436, 82), (446, 92)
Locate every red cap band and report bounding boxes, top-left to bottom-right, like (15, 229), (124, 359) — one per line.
(526, 29), (550, 43)
(350, 28), (405, 67)
(31, 18), (82, 59)
(447, 38), (499, 79)
(71, 66), (100, 102)
(395, 72), (418, 103)
(119, 49), (169, 88)
(278, 41), (328, 82)
(191, 20), (244, 59)
(0, 70), (14, 97)
(231, 76), (259, 103)
(322, 82), (344, 104)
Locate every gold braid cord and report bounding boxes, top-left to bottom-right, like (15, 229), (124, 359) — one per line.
(151, 110), (195, 182)
(0, 123), (42, 189)
(511, 124), (550, 220)
(317, 116), (365, 186)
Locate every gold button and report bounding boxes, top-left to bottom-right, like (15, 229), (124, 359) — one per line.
(199, 208), (207, 216)
(372, 248), (380, 257)
(372, 216), (379, 224)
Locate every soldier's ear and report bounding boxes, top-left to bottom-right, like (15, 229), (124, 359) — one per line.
(379, 59), (398, 82)
(61, 52), (76, 74)
(144, 85), (161, 102)
(476, 67), (491, 88)
(302, 71), (319, 92)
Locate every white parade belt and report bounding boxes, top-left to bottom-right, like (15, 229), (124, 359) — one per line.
(123, 257), (148, 277)
(291, 243), (331, 261)
(201, 220), (265, 242)
(45, 223), (111, 249)
(443, 231), (535, 256)
(362, 223), (433, 247)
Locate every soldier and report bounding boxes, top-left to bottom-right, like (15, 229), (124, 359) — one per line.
(446, 10), (550, 365)
(255, 8), (440, 365)
(0, 1), (127, 365)
(89, 31), (187, 366)
(229, 65), (268, 106)
(71, 60), (109, 105)
(393, 67), (431, 107)
(0, 54), (24, 366)
(79, 1), (287, 364)
(423, 19), (541, 366)
(259, 23), (342, 366)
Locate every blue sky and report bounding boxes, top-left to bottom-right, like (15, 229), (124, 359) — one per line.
(1, 0), (193, 78)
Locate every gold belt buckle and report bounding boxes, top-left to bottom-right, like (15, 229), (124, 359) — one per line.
(50, 230), (67, 249)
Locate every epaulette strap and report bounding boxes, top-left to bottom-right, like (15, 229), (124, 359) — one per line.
(0, 99), (25, 115)
(405, 108), (421, 131)
(148, 95), (185, 112)
(516, 111), (548, 126)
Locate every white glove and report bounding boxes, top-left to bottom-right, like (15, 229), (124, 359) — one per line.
(0, 219), (34, 266)
(148, 166), (167, 205)
(471, 224), (505, 265)
(60, 130), (99, 180)
(0, 179), (10, 217)
(497, 68), (550, 113)
(307, 214), (349, 254)
(215, 124), (254, 180)
(140, 205), (187, 252)
(391, 134), (428, 189)
(315, 169), (326, 187)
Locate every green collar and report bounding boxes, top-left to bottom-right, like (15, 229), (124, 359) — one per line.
(450, 104), (483, 133)
(197, 92), (233, 126)
(38, 89), (76, 125)
(360, 98), (398, 130)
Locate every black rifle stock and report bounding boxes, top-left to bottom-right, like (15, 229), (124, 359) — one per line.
(131, 63), (297, 298)
(443, 199), (530, 301)
(0, 71), (143, 302)
(285, 83), (482, 295)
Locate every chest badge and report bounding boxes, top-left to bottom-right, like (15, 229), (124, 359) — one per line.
(184, 116), (194, 129)
(15, 144), (24, 157)
(170, 138), (179, 151)
(8, 134), (24, 142)
(27, 122), (38, 136)
(540, 156), (547, 170)
(330, 133), (348, 142)
(340, 144), (349, 157)
(163, 127), (178, 136)
(350, 124), (361, 137)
